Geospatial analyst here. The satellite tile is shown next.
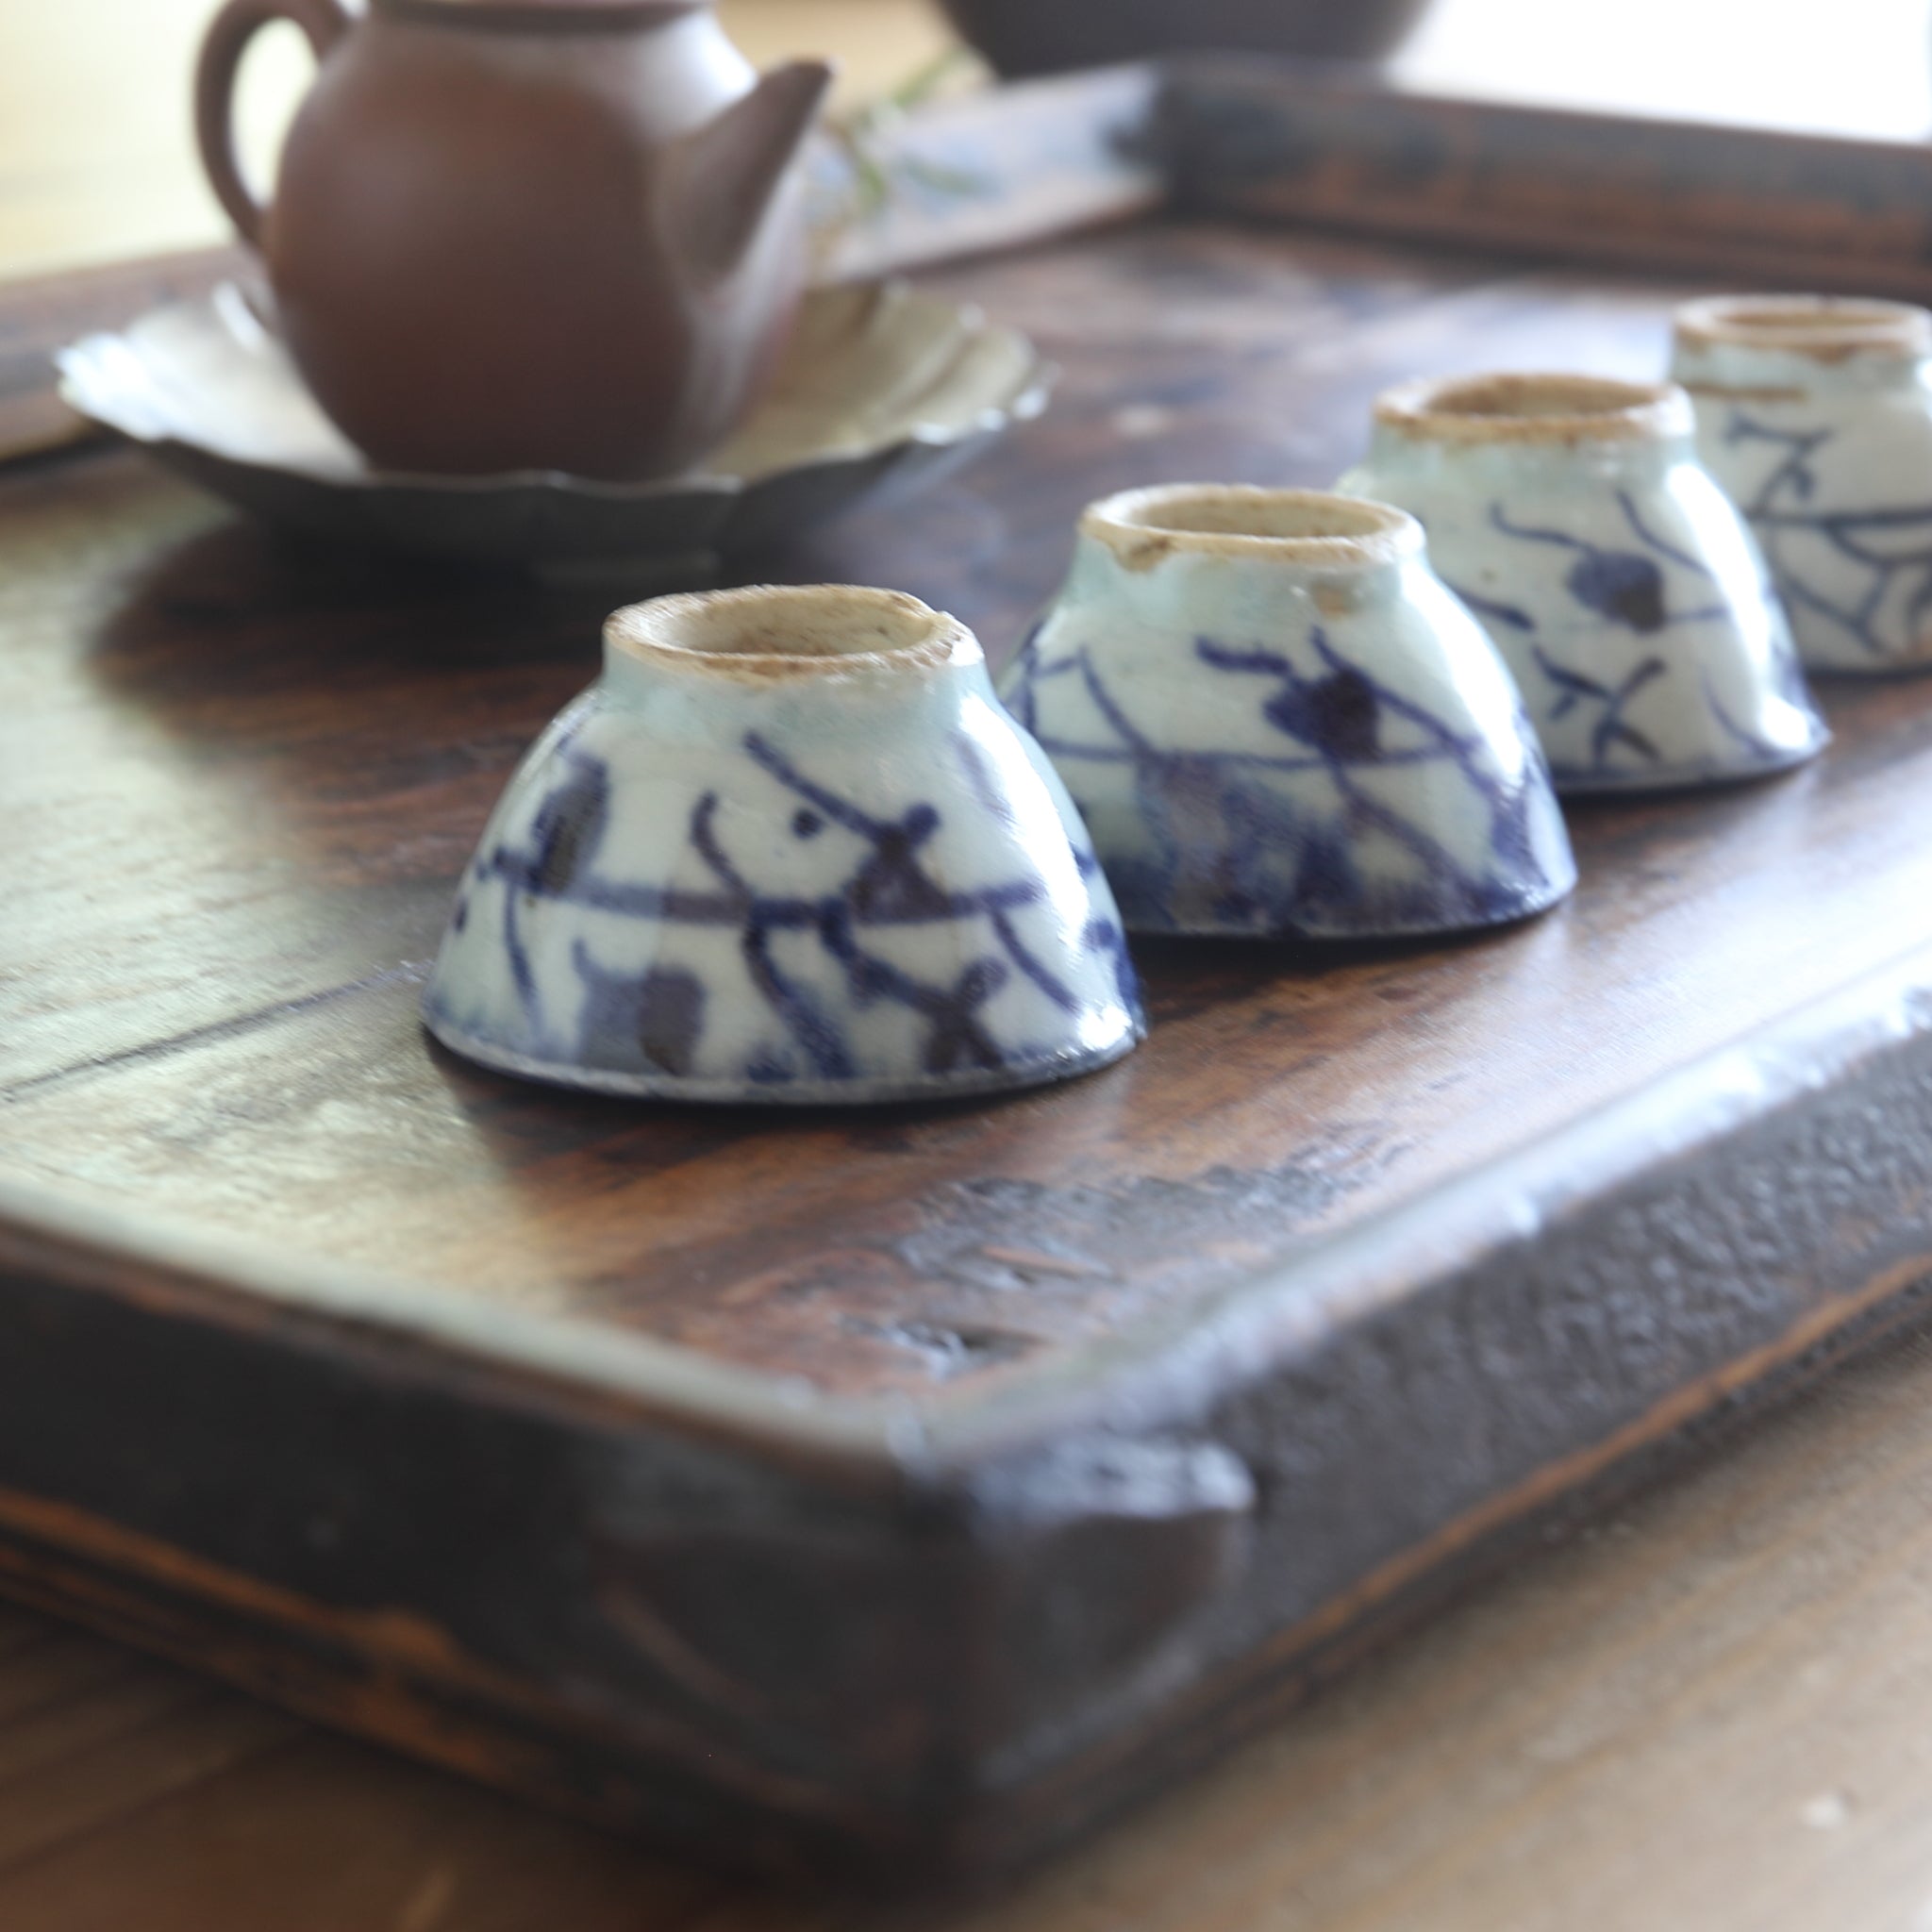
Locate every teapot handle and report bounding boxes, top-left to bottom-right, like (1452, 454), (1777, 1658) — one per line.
(194, 0), (351, 248)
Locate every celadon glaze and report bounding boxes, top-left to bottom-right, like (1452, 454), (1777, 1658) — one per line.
(1673, 294), (1932, 675)
(425, 585), (1143, 1103)
(998, 485), (1575, 939)
(1339, 374), (1826, 793)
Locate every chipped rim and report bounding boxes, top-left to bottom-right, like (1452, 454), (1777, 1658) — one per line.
(1373, 373), (1691, 445)
(606, 583), (978, 682)
(1673, 293), (1932, 362)
(1081, 484), (1424, 571)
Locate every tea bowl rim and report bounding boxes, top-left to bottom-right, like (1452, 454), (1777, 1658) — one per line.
(1078, 483), (1424, 571)
(1372, 372), (1690, 445)
(1673, 292), (1932, 362)
(605, 583), (979, 682)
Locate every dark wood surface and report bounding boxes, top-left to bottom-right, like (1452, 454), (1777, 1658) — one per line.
(11, 218), (1932, 1876)
(0, 230), (1740, 1389)
(3, 225), (1916, 1392)
(6, 1324), (1932, 1930)
(0, 247), (237, 463)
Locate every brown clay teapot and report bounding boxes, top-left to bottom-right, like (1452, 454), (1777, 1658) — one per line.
(194, 0), (833, 479)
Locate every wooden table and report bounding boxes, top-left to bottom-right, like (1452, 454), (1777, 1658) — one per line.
(15, 4), (1932, 1926)
(6, 212), (1932, 1928)
(4, 1326), (1932, 1931)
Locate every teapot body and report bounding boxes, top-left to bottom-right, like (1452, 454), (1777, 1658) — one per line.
(198, 0), (831, 479)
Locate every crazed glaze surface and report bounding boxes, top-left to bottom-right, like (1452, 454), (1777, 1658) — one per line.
(1673, 296), (1932, 675)
(1340, 374), (1827, 793)
(425, 586), (1143, 1102)
(998, 486), (1575, 939)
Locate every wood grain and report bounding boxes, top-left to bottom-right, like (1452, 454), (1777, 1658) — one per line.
(15, 219), (1932, 1874)
(4, 225), (1924, 1398)
(4, 1324), (1932, 1928)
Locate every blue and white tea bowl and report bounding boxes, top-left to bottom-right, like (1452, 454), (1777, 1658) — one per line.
(1673, 294), (1932, 675)
(425, 585), (1144, 1103)
(999, 484), (1576, 940)
(1339, 373), (1827, 793)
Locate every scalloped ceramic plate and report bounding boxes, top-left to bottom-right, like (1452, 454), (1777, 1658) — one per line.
(56, 279), (1052, 578)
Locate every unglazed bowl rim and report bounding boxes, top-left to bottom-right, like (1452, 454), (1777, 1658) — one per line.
(1373, 372), (1691, 444)
(1080, 484), (1424, 570)
(1672, 293), (1932, 360)
(606, 583), (978, 681)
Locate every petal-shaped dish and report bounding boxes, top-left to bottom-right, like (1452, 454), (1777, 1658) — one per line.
(56, 280), (1052, 576)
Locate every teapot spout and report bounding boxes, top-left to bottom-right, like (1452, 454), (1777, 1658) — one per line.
(658, 59), (836, 288)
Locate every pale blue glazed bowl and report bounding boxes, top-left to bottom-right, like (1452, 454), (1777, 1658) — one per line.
(998, 485), (1576, 940)
(1339, 373), (1827, 793)
(425, 585), (1143, 1104)
(1673, 295), (1932, 675)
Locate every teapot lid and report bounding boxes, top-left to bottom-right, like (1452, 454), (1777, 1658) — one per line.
(375, 0), (709, 24)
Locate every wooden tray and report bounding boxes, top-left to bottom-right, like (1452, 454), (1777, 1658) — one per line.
(10, 211), (1932, 1882)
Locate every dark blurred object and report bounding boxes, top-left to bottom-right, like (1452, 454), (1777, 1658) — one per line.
(936, 0), (1436, 75)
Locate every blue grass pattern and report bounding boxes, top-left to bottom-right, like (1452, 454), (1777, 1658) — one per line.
(1007, 623), (1563, 936)
(470, 732), (1139, 1087)
(1529, 645), (1666, 768)
(1724, 411), (1932, 660)
(1488, 492), (1731, 634)
(1482, 488), (1802, 781)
